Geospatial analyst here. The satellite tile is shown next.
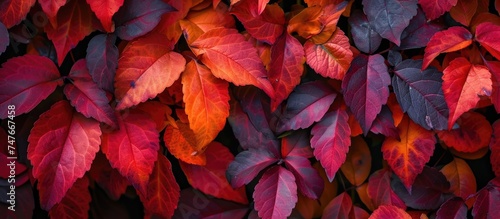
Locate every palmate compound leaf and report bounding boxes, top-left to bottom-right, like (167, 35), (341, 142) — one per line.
(342, 54), (390, 135)
(86, 0), (124, 32)
(86, 34), (119, 92)
(422, 26), (473, 70)
(48, 176), (91, 219)
(182, 60), (230, 151)
(392, 59), (448, 130)
(253, 166), (298, 219)
(381, 116), (435, 191)
(0, 55), (61, 119)
(101, 110), (159, 197)
(418, 0), (457, 20)
(115, 33), (186, 110)
(190, 27), (275, 99)
(0, 0), (36, 28)
(27, 100), (101, 210)
(475, 22), (500, 61)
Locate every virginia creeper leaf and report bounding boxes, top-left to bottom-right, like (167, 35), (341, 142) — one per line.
(449, 0), (477, 26)
(27, 100), (101, 210)
(418, 0), (457, 20)
(310, 108), (351, 182)
(438, 112), (492, 153)
(87, 0), (124, 32)
(226, 148), (278, 188)
(322, 192), (352, 219)
(367, 169), (406, 209)
(89, 152), (129, 200)
(399, 7), (443, 50)
(436, 197), (467, 219)
(369, 205), (411, 219)
(0, 22), (8, 55)
(348, 10), (382, 54)
(101, 110), (159, 196)
(491, 120), (500, 177)
(340, 136), (372, 186)
(164, 121), (207, 165)
(369, 106), (399, 139)
(342, 54), (390, 135)
(442, 57), (492, 129)
(475, 22), (500, 61)
(48, 176), (91, 219)
(253, 166), (298, 219)
(0, 0), (36, 28)
(422, 26), (473, 70)
(38, 0), (67, 23)
(440, 157), (477, 200)
(281, 129), (313, 159)
(86, 34), (119, 92)
(115, 33), (186, 110)
(0, 55), (61, 119)
(285, 156), (323, 200)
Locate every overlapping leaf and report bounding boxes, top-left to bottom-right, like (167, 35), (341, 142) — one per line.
(0, 0), (36, 28)
(449, 0), (477, 26)
(226, 148), (278, 188)
(39, 0), (67, 24)
(491, 121), (500, 177)
(422, 27), (473, 70)
(0, 22), (8, 55)
(436, 197), (467, 219)
(87, 0), (124, 32)
(438, 112), (492, 153)
(475, 22), (500, 61)
(367, 169), (406, 209)
(348, 10), (382, 54)
(369, 205), (411, 219)
(340, 137), (372, 186)
(89, 152), (129, 200)
(164, 121), (207, 165)
(48, 176), (91, 219)
(440, 157), (477, 200)
(399, 8), (443, 50)
(418, 0), (457, 20)
(86, 34), (119, 92)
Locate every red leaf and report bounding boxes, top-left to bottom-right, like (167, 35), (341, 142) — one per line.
(101, 110), (159, 196)
(422, 27), (473, 70)
(342, 54), (390, 134)
(0, 21), (8, 55)
(442, 58), (492, 129)
(0, 55), (61, 119)
(190, 27), (275, 98)
(285, 156), (323, 200)
(27, 100), (101, 210)
(89, 152), (129, 200)
(49, 176), (91, 219)
(310, 108), (351, 181)
(38, 0), (67, 24)
(180, 142), (248, 204)
(44, 0), (96, 65)
(269, 32), (305, 111)
(484, 60), (500, 112)
(115, 33), (186, 110)
(304, 28), (353, 80)
(367, 169), (406, 209)
(440, 157), (477, 200)
(322, 192), (353, 218)
(281, 129), (313, 159)
(381, 116), (435, 190)
(182, 60), (230, 150)
(86, 0), (124, 32)
(253, 166), (298, 219)
(185, 2), (235, 33)
(491, 120), (500, 177)
(340, 136), (372, 186)
(370, 106), (399, 139)
(140, 154), (180, 219)
(399, 7), (444, 50)
(0, 0), (36, 28)
(369, 205), (412, 219)
(135, 101), (172, 132)
(438, 112), (492, 153)
(475, 22), (500, 61)
(227, 148), (278, 188)
(85, 34), (119, 92)
(449, 0), (477, 26)
(418, 0), (457, 20)
(163, 121), (207, 165)
(472, 179), (500, 218)
(436, 197), (467, 219)
(64, 59), (118, 128)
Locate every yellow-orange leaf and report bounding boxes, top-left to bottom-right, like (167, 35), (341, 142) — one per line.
(340, 136), (372, 186)
(440, 157), (477, 200)
(163, 121), (207, 165)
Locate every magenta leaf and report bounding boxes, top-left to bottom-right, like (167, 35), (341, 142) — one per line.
(362, 0), (418, 46)
(284, 156), (323, 199)
(472, 178), (500, 219)
(226, 149), (278, 188)
(86, 34), (119, 92)
(342, 54), (390, 135)
(368, 169), (407, 209)
(310, 109), (351, 182)
(436, 197), (467, 219)
(0, 21), (8, 55)
(253, 166), (297, 219)
(281, 129), (313, 158)
(398, 8), (443, 50)
(276, 81), (336, 133)
(348, 10), (382, 54)
(322, 192), (353, 218)
(392, 59), (449, 130)
(370, 106), (399, 139)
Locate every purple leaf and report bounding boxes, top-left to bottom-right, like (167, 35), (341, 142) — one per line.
(362, 0), (418, 46)
(113, 0), (175, 40)
(281, 129), (313, 158)
(399, 8), (444, 50)
(322, 192), (352, 219)
(226, 149), (278, 188)
(0, 21), (8, 55)
(310, 109), (351, 182)
(392, 59), (449, 130)
(86, 34), (119, 92)
(342, 54), (390, 135)
(253, 166), (297, 219)
(472, 179), (500, 219)
(276, 81), (336, 133)
(436, 197), (467, 219)
(348, 10), (382, 54)
(387, 50), (402, 66)
(285, 156), (323, 199)
(370, 106), (399, 139)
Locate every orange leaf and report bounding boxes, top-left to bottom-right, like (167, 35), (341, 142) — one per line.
(381, 116), (436, 190)
(163, 121), (207, 165)
(449, 0), (477, 26)
(310, 1), (347, 44)
(287, 6), (323, 39)
(491, 120), (500, 177)
(475, 22), (500, 61)
(442, 58), (492, 129)
(182, 60), (230, 150)
(340, 136), (371, 186)
(422, 27), (473, 70)
(190, 27), (275, 98)
(115, 33), (186, 110)
(438, 112), (492, 153)
(369, 205), (411, 219)
(440, 157), (477, 200)
(186, 2), (235, 33)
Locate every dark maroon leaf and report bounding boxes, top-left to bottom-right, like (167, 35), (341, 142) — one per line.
(0, 21), (8, 55)
(113, 0), (175, 40)
(362, 0), (419, 46)
(285, 156), (323, 199)
(276, 81), (336, 133)
(342, 54), (390, 135)
(368, 169), (407, 209)
(391, 166), (452, 210)
(253, 166), (297, 219)
(226, 149), (278, 188)
(436, 197), (467, 219)
(0, 183), (34, 219)
(399, 8), (444, 50)
(281, 129), (312, 158)
(348, 10), (382, 54)
(370, 106), (399, 139)
(86, 34), (119, 92)
(472, 178), (500, 219)
(388, 50), (403, 66)
(392, 59), (449, 130)
(322, 192), (352, 219)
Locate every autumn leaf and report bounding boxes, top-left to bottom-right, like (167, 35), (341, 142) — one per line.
(436, 197), (467, 219)
(86, 34), (119, 92)
(322, 192), (353, 218)
(367, 169), (406, 209)
(418, 0), (457, 20)
(369, 205), (412, 219)
(0, 55), (62, 119)
(86, 0), (124, 32)
(491, 120), (500, 177)
(185, 2), (235, 33)
(449, 0), (477, 26)
(440, 157), (477, 200)
(340, 136), (372, 186)
(226, 148), (279, 188)
(0, 22), (8, 55)
(48, 176), (91, 219)
(422, 27), (473, 70)
(438, 112), (492, 153)
(135, 101), (172, 132)
(370, 106), (400, 139)
(28, 101), (101, 210)
(348, 10), (382, 54)
(287, 6), (323, 39)
(89, 152), (129, 200)
(475, 22), (500, 61)
(472, 178), (500, 218)
(163, 121), (207, 165)
(310, 1), (348, 44)
(399, 8), (443, 50)
(38, 0), (67, 25)
(0, 0), (36, 28)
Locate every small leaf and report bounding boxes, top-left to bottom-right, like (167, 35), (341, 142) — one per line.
(440, 157), (477, 200)
(369, 205), (411, 219)
(475, 22), (500, 61)
(226, 148), (278, 188)
(418, 0), (457, 20)
(87, 0), (124, 32)
(86, 34), (119, 92)
(164, 121), (207, 165)
(422, 27), (473, 70)
(0, 0), (36, 28)
(48, 176), (91, 219)
(438, 112), (492, 153)
(340, 136), (372, 186)
(348, 10), (382, 54)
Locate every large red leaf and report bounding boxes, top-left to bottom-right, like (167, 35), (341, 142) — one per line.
(449, 0), (477, 26)
(49, 176), (91, 219)
(491, 120), (500, 177)
(226, 148), (278, 188)
(180, 142), (248, 204)
(0, 21), (8, 55)
(310, 109), (351, 181)
(253, 166), (298, 219)
(101, 110), (159, 196)
(27, 100), (101, 210)
(440, 157), (477, 200)
(422, 27), (473, 70)
(268, 32), (305, 111)
(190, 27), (275, 98)
(362, 0), (418, 46)
(322, 192), (353, 218)
(182, 60), (230, 150)
(438, 112), (492, 153)
(369, 205), (411, 219)
(140, 154), (180, 219)
(38, 0), (67, 24)
(304, 28), (353, 80)
(163, 121), (207, 165)
(115, 33), (186, 110)
(475, 22), (500, 61)
(381, 116), (435, 190)
(0, 0), (36, 28)
(86, 34), (119, 92)
(340, 136), (372, 186)
(89, 152), (129, 200)
(64, 59), (118, 128)
(442, 57), (492, 129)
(0, 55), (61, 119)
(342, 54), (390, 134)
(44, 0), (96, 65)
(418, 0), (457, 20)
(87, 0), (124, 32)
(367, 169), (406, 209)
